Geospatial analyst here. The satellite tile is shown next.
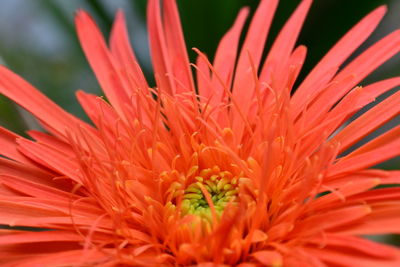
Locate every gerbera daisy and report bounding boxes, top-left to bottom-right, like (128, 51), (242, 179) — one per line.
(0, 0), (399, 266)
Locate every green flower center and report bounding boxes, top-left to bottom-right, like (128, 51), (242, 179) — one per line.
(180, 168), (239, 218)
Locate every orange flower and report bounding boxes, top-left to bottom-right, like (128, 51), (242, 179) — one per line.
(0, 0), (399, 266)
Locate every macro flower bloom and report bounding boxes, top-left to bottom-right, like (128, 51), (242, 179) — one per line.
(0, 0), (399, 265)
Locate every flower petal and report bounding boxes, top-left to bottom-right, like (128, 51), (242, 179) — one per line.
(291, 6), (387, 116)
(293, 205), (371, 236)
(252, 250), (283, 266)
(162, 0), (195, 94)
(0, 127), (31, 164)
(110, 11), (149, 92)
(231, 0), (279, 137)
(328, 138), (400, 177)
(0, 157), (57, 187)
(0, 175), (74, 200)
(17, 139), (82, 183)
(305, 239), (400, 267)
(260, 0), (312, 87)
(332, 89), (400, 153)
(0, 248), (111, 267)
(0, 231), (82, 245)
(0, 67), (92, 138)
(335, 201), (400, 235)
(147, 0), (175, 94)
(343, 125), (400, 158)
(75, 10), (130, 118)
(205, 7), (249, 107)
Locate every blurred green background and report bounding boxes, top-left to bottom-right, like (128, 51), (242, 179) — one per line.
(0, 0), (398, 244)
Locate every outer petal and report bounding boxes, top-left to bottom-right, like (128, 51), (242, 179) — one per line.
(0, 66), (94, 139)
(206, 8), (249, 106)
(147, 0), (174, 94)
(306, 235), (400, 267)
(0, 127), (32, 164)
(291, 6), (387, 116)
(331, 89), (400, 153)
(230, 0), (279, 138)
(16, 139), (82, 183)
(110, 11), (149, 93)
(162, 0), (195, 94)
(147, 0), (194, 95)
(328, 137), (400, 177)
(0, 249), (111, 267)
(342, 125), (400, 158)
(75, 11), (131, 120)
(260, 0), (312, 87)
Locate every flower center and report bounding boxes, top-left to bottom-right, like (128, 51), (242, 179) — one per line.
(180, 167), (239, 219)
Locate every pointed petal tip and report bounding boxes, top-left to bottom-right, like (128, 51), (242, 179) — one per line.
(375, 5), (388, 15)
(74, 9), (89, 21)
(74, 10), (92, 31)
(238, 6), (250, 16)
(367, 5), (387, 23)
(110, 10), (125, 41)
(114, 9), (125, 24)
(298, 44), (308, 52)
(74, 10), (98, 29)
(75, 89), (86, 98)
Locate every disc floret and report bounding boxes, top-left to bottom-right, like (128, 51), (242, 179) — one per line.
(165, 166), (240, 221)
(181, 168), (240, 218)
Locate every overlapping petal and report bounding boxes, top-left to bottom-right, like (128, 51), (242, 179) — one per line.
(0, 0), (399, 265)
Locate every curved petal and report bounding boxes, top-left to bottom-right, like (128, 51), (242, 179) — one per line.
(291, 6), (387, 116)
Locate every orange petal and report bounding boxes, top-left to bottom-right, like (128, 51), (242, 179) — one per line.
(208, 7), (249, 106)
(294, 205), (371, 236)
(252, 250), (283, 266)
(328, 138), (400, 177)
(349, 187), (400, 202)
(0, 157), (57, 187)
(334, 29), (400, 88)
(298, 29), (400, 141)
(383, 171), (400, 184)
(0, 67), (91, 139)
(0, 199), (65, 225)
(332, 89), (400, 153)
(336, 201), (400, 235)
(28, 131), (75, 157)
(76, 90), (119, 128)
(0, 231), (82, 245)
(110, 11), (149, 93)
(311, 234), (399, 259)
(305, 245), (400, 267)
(0, 175), (74, 200)
(260, 0), (312, 86)
(320, 78), (400, 139)
(75, 10), (130, 119)
(0, 248), (111, 267)
(291, 6), (387, 116)
(344, 125), (400, 158)
(311, 178), (380, 211)
(231, 0), (279, 138)
(147, 0), (175, 94)
(0, 127), (32, 164)
(17, 139), (82, 183)
(195, 53), (211, 102)
(162, 0), (195, 94)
